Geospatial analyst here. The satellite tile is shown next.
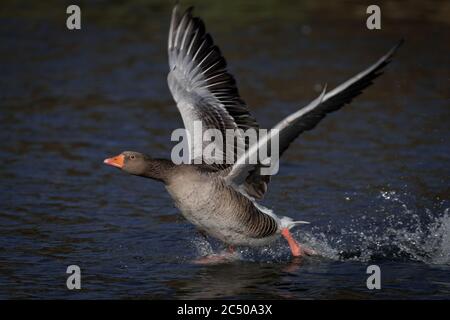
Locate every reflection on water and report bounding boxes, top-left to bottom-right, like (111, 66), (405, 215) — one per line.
(0, 1), (449, 299)
(166, 262), (299, 299)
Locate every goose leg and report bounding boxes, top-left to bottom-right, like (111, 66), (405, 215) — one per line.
(281, 228), (316, 257)
(281, 228), (302, 256)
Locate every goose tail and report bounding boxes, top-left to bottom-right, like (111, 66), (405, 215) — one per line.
(280, 216), (310, 230)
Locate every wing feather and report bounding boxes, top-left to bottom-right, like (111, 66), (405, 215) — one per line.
(225, 40), (404, 199)
(167, 5), (259, 167)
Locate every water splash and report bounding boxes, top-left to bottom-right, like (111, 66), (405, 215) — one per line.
(299, 190), (450, 264)
(190, 190), (449, 265)
(419, 210), (450, 264)
(191, 236), (215, 257)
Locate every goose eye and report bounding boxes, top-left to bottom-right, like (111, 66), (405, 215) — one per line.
(130, 155), (135, 160)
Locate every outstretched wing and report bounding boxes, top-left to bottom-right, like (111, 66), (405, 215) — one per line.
(276, 39), (404, 157)
(167, 5), (258, 168)
(225, 40), (404, 200)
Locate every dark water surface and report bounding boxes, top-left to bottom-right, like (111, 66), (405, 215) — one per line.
(1, 1), (449, 299)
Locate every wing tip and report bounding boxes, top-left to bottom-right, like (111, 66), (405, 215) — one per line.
(390, 38), (405, 55)
(172, 2), (180, 18)
(172, 3), (195, 19)
(169, 4), (196, 51)
(168, 4), (180, 50)
(382, 38), (405, 64)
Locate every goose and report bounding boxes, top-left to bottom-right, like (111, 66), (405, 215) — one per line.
(104, 5), (402, 259)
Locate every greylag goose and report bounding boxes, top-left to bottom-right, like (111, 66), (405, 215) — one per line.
(104, 5), (402, 258)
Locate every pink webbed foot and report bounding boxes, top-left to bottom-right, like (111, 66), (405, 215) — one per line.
(281, 228), (317, 257)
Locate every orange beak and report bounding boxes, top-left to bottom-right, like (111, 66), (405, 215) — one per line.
(104, 154), (125, 169)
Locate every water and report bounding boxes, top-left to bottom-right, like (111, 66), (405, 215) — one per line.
(1, 1), (449, 299)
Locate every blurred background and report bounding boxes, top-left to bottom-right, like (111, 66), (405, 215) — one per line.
(0, 0), (449, 299)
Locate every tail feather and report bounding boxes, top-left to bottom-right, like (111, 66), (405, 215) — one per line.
(253, 202), (310, 230)
(280, 216), (310, 230)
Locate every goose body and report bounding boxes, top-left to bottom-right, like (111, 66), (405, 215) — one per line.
(104, 5), (402, 258)
(165, 166), (279, 246)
